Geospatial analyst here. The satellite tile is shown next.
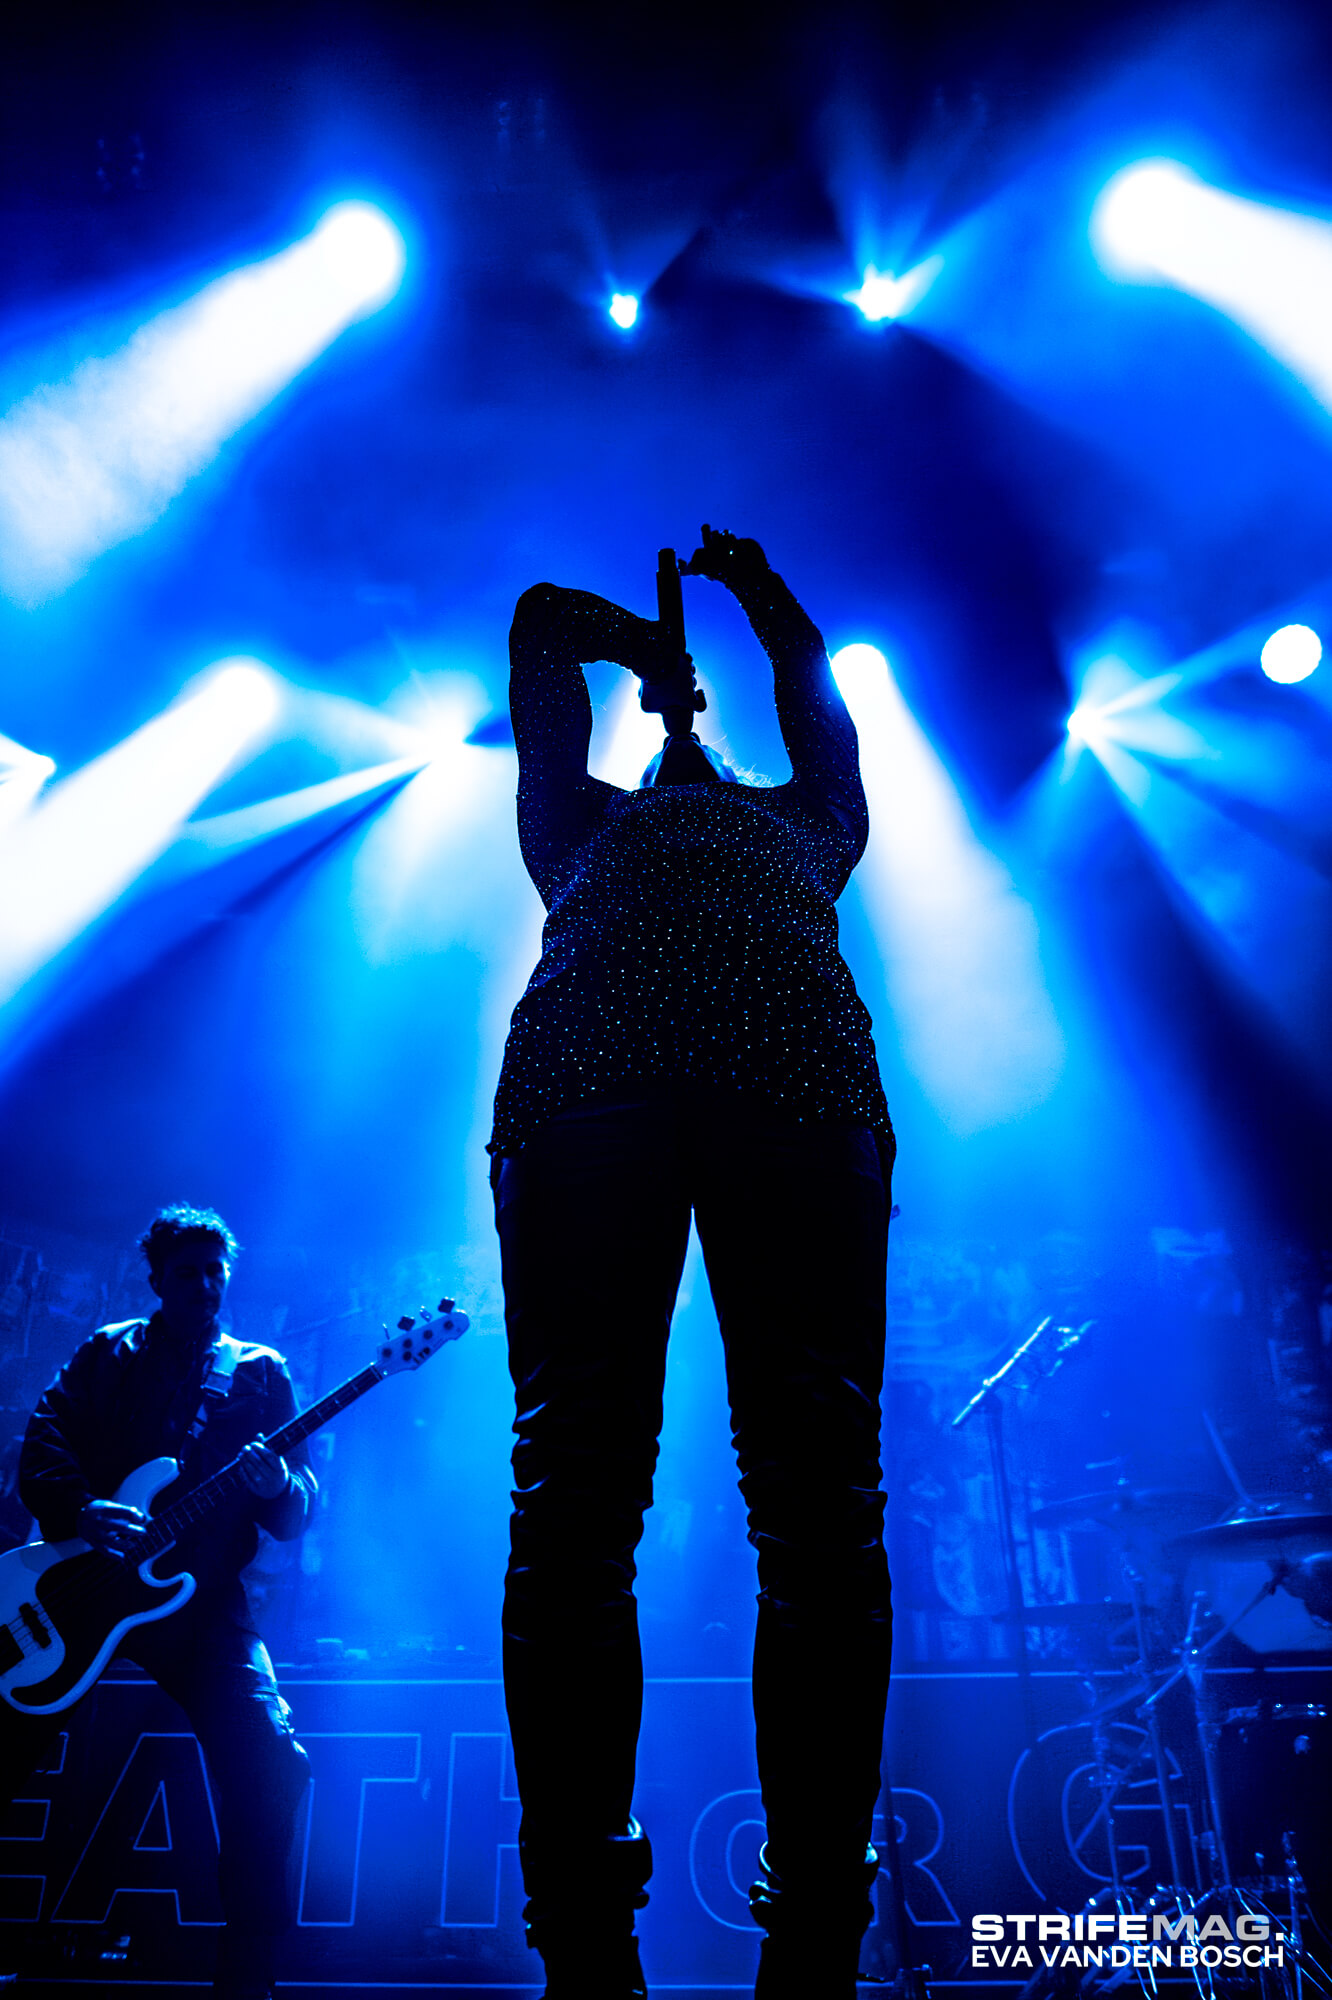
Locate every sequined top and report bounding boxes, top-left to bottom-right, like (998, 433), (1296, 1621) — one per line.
(489, 568), (893, 1159)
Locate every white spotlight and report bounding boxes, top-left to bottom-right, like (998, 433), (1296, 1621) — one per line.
(829, 641), (890, 692)
(830, 642), (1063, 1132)
(1091, 160), (1200, 277)
(0, 733), (57, 834)
(0, 659), (280, 1008)
(1260, 623), (1322, 684)
(0, 732), (56, 782)
(205, 656), (284, 730)
(0, 201), (407, 604)
(842, 256), (942, 324)
(308, 201), (407, 311)
(1092, 159), (1332, 413)
(609, 293), (640, 330)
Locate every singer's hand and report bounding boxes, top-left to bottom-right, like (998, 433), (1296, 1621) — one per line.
(681, 524), (769, 586)
(616, 616), (685, 681)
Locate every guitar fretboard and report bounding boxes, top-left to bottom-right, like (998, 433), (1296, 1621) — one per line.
(140, 1362), (384, 1558)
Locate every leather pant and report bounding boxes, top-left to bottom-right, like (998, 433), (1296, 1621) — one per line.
(494, 1089), (892, 1923)
(0, 1593), (309, 1993)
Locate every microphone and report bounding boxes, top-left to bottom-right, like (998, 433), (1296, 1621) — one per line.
(639, 548), (705, 739)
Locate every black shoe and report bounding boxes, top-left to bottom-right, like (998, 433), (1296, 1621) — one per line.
(535, 1929), (647, 1998)
(755, 1929), (861, 1998)
(749, 1841), (876, 1999)
(522, 1819), (653, 1997)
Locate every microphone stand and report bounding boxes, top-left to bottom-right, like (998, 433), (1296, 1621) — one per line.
(950, 1319), (1055, 1741)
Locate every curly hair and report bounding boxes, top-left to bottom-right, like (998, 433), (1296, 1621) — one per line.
(138, 1203), (240, 1277)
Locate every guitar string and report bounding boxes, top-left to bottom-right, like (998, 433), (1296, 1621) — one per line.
(5, 1325), (464, 1693)
(4, 1362), (393, 1673)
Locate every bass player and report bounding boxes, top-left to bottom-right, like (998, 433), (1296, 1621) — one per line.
(0, 1203), (316, 2000)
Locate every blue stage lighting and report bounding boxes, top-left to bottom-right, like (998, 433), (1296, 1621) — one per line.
(842, 257), (942, 324)
(310, 201), (407, 308)
(1260, 623), (1322, 684)
(830, 642), (1063, 1132)
(0, 732), (57, 835)
(0, 658), (280, 1008)
(829, 640), (890, 686)
(205, 657), (284, 732)
(0, 732), (56, 783)
(609, 293), (639, 330)
(1092, 160), (1197, 276)
(0, 201), (407, 604)
(1092, 160), (1332, 413)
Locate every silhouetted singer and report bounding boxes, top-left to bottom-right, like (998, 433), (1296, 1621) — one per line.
(490, 527), (895, 2000)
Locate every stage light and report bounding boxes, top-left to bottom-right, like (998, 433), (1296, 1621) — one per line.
(0, 733), (57, 833)
(830, 642), (1063, 1132)
(205, 657), (283, 732)
(0, 736), (56, 778)
(1062, 648), (1216, 806)
(308, 201), (406, 308)
(349, 670), (515, 964)
(0, 201), (407, 604)
(842, 256), (942, 324)
(609, 293), (639, 330)
(1091, 160), (1196, 276)
(1092, 160), (1332, 412)
(0, 658), (280, 1008)
(829, 641), (890, 691)
(1260, 623), (1321, 684)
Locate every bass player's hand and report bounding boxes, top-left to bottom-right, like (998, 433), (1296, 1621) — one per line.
(77, 1498), (148, 1559)
(238, 1441), (291, 1500)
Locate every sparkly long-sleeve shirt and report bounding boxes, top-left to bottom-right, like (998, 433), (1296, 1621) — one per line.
(488, 568), (893, 1160)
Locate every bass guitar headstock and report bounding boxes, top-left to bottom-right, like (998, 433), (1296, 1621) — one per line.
(377, 1297), (469, 1375)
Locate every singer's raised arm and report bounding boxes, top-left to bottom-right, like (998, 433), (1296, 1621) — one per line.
(507, 583), (661, 903)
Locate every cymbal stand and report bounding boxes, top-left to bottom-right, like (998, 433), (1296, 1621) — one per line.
(1136, 1582), (1278, 1894)
(1122, 1554), (1187, 1892)
(1086, 1698), (1126, 1902)
(1136, 1585), (1332, 2000)
(1180, 1605), (1232, 1895)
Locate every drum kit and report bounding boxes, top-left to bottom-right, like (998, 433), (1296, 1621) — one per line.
(951, 1324), (1332, 1998)
(1007, 1488), (1332, 1997)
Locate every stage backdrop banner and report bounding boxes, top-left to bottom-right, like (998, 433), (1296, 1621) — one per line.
(2, 1665), (1328, 1988)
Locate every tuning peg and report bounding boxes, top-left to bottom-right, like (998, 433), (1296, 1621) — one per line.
(397, 1315), (416, 1332)
(437, 1296), (455, 1313)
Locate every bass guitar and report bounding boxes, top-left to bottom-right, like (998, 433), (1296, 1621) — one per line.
(0, 1298), (467, 1715)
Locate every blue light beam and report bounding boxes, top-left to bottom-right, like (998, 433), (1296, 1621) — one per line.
(0, 201), (406, 604)
(0, 659), (279, 1009)
(1092, 161), (1332, 414)
(1063, 637), (1332, 1091)
(0, 732), (57, 834)
(832, 643), (1064, 1133)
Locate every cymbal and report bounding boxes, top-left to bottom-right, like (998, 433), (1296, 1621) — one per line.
(1031, 1487), (1222, 1533)
(994, 1602), (1133, 1626)
(1170, 1514), (1332, 1562)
